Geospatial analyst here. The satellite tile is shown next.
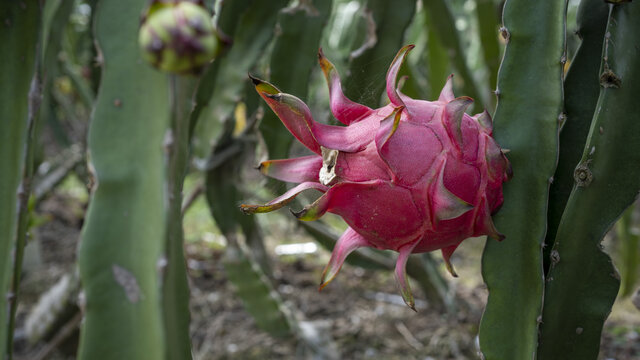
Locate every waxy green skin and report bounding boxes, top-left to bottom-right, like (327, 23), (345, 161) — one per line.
(191, 0), (288, 160)
(344, 0), (416, 108)
(545, 0), (609, 270)
(0, 2), (40, 357)
(479, 0), (566, 358)
(539, 3), (640, 358)
(78, 0), (169, 358)
(139, 1), (218, 74)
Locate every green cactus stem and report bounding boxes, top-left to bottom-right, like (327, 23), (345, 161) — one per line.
(475, 0), (501, 106)
(190, 0), (288, 160)
(77, 0), (170, 358)
(422, 0), (484, 110)
(205, 121), (294, 337)
(260, 0), (332, 162)
(545, 0), (609, 273)
(162, 75), (198, 360)
(344, 0), (416, 108)
(479, 1), (567, 358)
(424, 12), (449, 100)
(186, 0), (252, 139)
(538, 3), (640, 358)
(223, 242), (294, 337)
(0, 2), (40, 358)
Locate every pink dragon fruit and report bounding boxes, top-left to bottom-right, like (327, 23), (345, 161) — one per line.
(241, 45), (511, 309)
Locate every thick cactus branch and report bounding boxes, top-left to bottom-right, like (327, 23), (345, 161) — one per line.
(260, 0), (332, 161)
(539, 3), (640, 358)
(77, 0), (170, 358)
(0, 2), (40, 358)
(344, 0), (416, 108)
(545, 0), (609, 272)
(190, 0), (288, 160)
(162, 76), (198, 360)
(479, 1), (567, 358)
(475, 0), (501, 107)
(424, 15), (449, 101)
(422, 0), (484, 110)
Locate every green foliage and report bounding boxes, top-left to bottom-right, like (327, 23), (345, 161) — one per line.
(343, 0), (416, 107)
(260, 0), (333, 161)
(77, 0), (169, 358)
(539, 3), (640, 357)
(223, 243), (294, 337)
(422, 0), (483, 111)
(479, 1), (566, 358)
(162, 76), (198, 360)
(545, 0), (609, 270)
(0, 2), (40, 358)
(5, 1), (640, 358)
(191, 0), (288, 160)
(474, 0), (500, 101)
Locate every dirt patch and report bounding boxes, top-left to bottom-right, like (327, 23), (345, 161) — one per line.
(12, 191), (640, 360)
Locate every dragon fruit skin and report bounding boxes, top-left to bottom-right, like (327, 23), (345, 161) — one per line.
(241, 45), (511, 309)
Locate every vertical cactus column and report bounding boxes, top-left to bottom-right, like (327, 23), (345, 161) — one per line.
(163, 76), (197, 360)
(475, 0), (501, 104)
(190, 0), (288, 159)
(422, 0), (484, 109)
(0, 2), (40, 358)
(538, 3), (640, 358)
(545, 0), (608, 268)
(344, 0), (416, 108)
(260, 0), (332, 161)
(423, 11), (448, 100)
(77, 0), (170, 358)
(479, 1), (566, 358)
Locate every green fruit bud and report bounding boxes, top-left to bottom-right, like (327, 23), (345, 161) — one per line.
(139, 1), (219, 74)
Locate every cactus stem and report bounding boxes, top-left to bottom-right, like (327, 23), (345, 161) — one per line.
(162, 74), (197, 358)
(8, 61), (42, 360)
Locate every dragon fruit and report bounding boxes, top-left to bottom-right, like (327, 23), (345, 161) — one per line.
(241, 45), (511, 309)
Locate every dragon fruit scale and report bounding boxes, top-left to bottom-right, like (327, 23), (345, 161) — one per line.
(241, 45), (512, 310)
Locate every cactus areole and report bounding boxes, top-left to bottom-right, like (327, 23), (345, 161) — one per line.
(241, 45), (512, 309)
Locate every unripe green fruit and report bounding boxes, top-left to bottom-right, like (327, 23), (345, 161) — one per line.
(139, 1), (218, 74)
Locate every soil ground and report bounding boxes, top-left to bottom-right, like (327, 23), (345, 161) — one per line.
(12, 184), (640, 360)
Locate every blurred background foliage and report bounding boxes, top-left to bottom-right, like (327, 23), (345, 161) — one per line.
(4, 0), (640, 359)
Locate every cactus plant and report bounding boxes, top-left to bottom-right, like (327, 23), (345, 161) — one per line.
(77, 0), (169, 358)
(538, 3), (640, 358)
(4, 1), (640, 358)
(478, 1), (567, 358)
(0, 3), (40, 359)
(343, 0), (416, 108)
